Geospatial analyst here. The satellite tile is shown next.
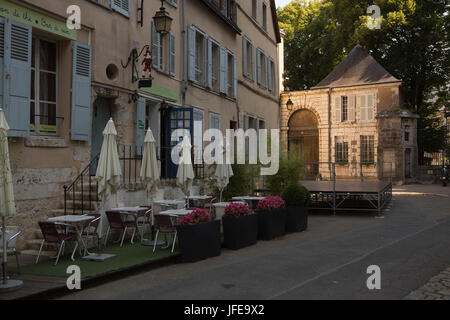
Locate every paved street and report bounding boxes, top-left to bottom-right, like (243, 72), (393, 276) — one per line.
(60, 185), (450, 300)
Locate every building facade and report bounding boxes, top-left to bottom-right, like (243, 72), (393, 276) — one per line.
(280, 45), (418, 184)
(0, 0), (281, 250)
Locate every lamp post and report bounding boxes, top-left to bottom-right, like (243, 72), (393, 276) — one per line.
(153, 0), (173, 34)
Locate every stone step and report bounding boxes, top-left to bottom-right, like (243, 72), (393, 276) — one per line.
(66, 191), (99, 201)
(64, 200), (99, 210)
(74, 182), (98, 192)
(21, 249), (55, 257)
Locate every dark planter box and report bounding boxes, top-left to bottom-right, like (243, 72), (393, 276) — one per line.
(285, 206), (308, 232)
(176, 220), (221, 263)
(222, 213), (258, 250)
(257, 208), (286, 240)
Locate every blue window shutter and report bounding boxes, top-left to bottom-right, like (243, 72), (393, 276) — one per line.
(4, 20), (32, 137)
(272, 58), (277, 93)
(250, 44), (254, 80)
(242, 37), (247, 77)
(233, 55), (237, 99)
(71, 42), (92, 141)
(206, 38), (213, 88)
(169, 32), (175, 76)
(267, 57), (272, 91)
(219, 46), (227, 94)
(135, 97), (146, 155)
(111, 0), (130, 17)
(264, 55), (269, 89)
(151, 22), (160, 70)
(256, 49), (261, 85)
(188, 26), (196, 81)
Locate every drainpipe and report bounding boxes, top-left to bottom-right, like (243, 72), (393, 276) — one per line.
(328, 88), (332, 172)
(181, 0), (187, 107)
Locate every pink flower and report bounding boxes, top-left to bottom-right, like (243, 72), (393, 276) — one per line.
(224, 202), (251, 218)
(178, 208), (212, 226)
(256, 196), (285, 211)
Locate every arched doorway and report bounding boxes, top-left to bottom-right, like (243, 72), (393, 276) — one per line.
(288, 109), (319, 176)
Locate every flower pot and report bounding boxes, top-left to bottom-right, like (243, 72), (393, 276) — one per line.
(176, 220), (221, 263)
(285, 206), (308, 232)
(257, 208), (286, 240)
(222, 213), (258, 250)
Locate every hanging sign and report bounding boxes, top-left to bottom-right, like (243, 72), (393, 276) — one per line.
(0, 0), (77, 40)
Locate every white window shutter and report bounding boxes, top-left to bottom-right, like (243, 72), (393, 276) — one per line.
(335, 96), (341, 123)
(367, 94), (374, 120)
(219, 46), (228, 94)
(360, 95), (366, 121)
(188, 26), (196, 81)
(348, 95), (355, 121)
(250, 44), (255, 80)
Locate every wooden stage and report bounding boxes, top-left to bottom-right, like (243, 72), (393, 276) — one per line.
(300, 180), (392, 215)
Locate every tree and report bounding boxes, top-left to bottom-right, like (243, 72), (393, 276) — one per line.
(278, 0), (450, 160)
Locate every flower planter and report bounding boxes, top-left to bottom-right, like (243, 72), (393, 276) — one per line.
(285, 206), (308, 232)
(222, 213), (258, 250)
(176, 219), (221, 263)
(257, 208), (286, 240)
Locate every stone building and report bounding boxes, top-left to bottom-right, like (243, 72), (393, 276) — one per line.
(0, 0), (281, 251)
(280, 44), (418, 183)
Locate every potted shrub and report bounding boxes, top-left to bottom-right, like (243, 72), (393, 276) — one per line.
(256, 196), (286, 240)
(281, 184), (310, 232)
(176, 208), (221, 262)
(222, 202), (258, 250)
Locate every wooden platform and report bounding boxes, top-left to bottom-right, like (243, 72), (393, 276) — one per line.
(301, 180), (391, 194)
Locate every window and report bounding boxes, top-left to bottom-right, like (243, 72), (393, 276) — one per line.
(30, 38), (58, 135)
(210, 112), (221, 157)
(166, 0), (178, 7)
(208, 0), (235, 21)
(268, 58), (276, 92)
(243, 37), (254, 80)
(262, 2), (267, 30)
(256, 48), (267, 87)
(335, 137), (348, 163)
(359, 94), (375, 121)
(193, 109), (204, 164)
(195, 32), (206, 84)
(341, 96), (348, 122)
(152, 22), (167, 72)
(211, 41), (220, 91)
(227, 53), (234, 96)
(252, 0), (257, 20)
(111, 0), (130, 17)
(360, 136), (374, 163)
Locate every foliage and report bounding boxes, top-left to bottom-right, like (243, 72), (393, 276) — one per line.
(256, 196), (286, 211)
(178, 208), (211, 226)
(223, 202), (252, 218)
(278, 0), (450, 157)
(265, 144), (304, 195)
(281, 183), (311, 206)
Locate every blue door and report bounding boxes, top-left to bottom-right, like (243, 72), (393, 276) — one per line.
(166, 107), (193, 178)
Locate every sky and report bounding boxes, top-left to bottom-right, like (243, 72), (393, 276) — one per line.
(275, 0), (293, 8)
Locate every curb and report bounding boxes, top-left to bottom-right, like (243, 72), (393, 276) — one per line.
(392, 191), (449, 198)
(17, 253), (181, 300)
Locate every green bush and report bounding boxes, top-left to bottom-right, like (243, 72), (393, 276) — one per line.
(281, 183), (310, 207)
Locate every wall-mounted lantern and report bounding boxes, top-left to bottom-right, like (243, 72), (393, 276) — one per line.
(286, 95), (294, 111)
(153, 0), (173, 34)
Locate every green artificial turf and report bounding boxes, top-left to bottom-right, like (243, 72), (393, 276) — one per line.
(15, 242), (179, 279)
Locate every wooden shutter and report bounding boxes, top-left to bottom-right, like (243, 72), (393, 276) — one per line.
(360, 95), (367, 121)
(264, 55), (269, 89)
(111, 0), (130, 17)
(348, 95), (356, 121)
(335, 96), (341, 123)
(188, 26), (196, 81)
(135, 97), (146, 155)
(206, 38), (213, 88)
(233, 55), (237, 99)
(272, 58), (277, 94)
(4, 20), (32, 137)
(242, 37), (247, 77)
(267, 57), (272, 91)
(256, 49), (261, 85)
(71, 42), (92, 141)
(169, 32), (175, 76)
(250, 43), (255, 80)
(367, 94), (374, 120)
(219, 46), (228, 94)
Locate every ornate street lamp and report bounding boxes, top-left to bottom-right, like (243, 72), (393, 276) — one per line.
(153, 0), (173, 35)
(286, 95), (294, 111)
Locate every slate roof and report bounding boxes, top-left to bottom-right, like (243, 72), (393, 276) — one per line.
(312, 45), (401, 89)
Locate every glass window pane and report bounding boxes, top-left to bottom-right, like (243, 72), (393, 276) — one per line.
(31, 39), (36, 68)
(39, 40), (56, 72)
(30, 70), (35, 100)
(39, 72), (56, 102)
(39, 103), (56, 133)
(30, 102), (35, 131)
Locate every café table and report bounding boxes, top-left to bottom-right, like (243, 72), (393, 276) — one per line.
(188, 195), (214, 208)
(109, 207), (149, 243)
(48, 215), (95, 259)
(231, 196), (265, 209)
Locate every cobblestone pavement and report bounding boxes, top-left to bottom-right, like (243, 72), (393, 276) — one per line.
(404, 266), (450, 300)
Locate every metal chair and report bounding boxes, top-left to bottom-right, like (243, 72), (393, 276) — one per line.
(36, 222), (79, 266)
(0, 226), (21, 274)
(137, 206), (153, 241)
(104, 211), (137, 247)
(81, 214), (101, 255)
(153, 214), (177, 253)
